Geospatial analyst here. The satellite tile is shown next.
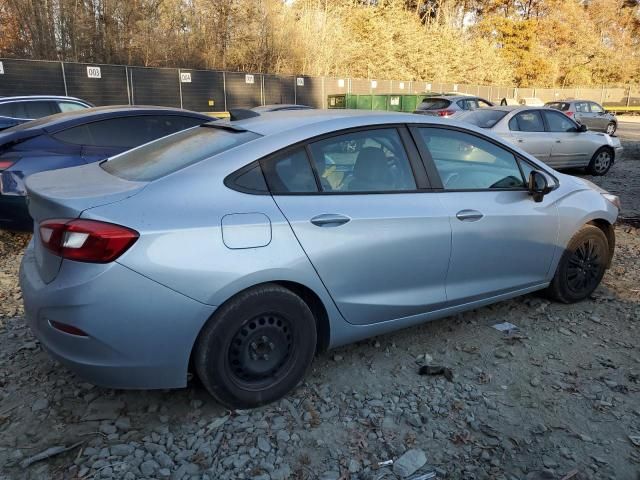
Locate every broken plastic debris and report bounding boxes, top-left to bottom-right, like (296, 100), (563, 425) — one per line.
(411, 472), (437, 480)
(418, 365), (454, 382)
(492, 321), (519, 333)
(378, 459), (393, 467)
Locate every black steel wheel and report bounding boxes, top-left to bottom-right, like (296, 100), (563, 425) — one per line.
(565, 238), (604, 295)
(547, 225), (609, 303)
(228, 314), (293, 386)
(194, 283), (317, 408)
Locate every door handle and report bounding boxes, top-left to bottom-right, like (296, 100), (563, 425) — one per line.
(517, 139), (524, 143)
(555, 139), (562, 143)
(456, 210), (484, 222)
(310, 214), (350, 227)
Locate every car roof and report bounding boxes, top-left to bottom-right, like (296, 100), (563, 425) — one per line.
(0, 95), (89, 103)
(5, 105), (212, 134)
(477, 106), (547, 113)
(420, 95), (478, 101)
(252, 104), (312, 112)
(230, 109), (457, 137)
(548, 99), (596, 103)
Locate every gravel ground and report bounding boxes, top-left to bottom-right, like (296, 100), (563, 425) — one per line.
(0, 134), (639, 480)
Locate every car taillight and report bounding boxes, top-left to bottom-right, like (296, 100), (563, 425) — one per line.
(438, 110), (456, 117)
(39, 219), (138, 263)
(565, 111), (574, 117)
(0, 160), (14, 171)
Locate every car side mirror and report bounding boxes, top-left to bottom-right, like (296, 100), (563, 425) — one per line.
(577, 124), (588, 133)
(528, 171), (551, 202)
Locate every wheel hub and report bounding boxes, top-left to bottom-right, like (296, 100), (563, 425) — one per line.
(566, 239), (602, 293)
(229, 315), (292, 381)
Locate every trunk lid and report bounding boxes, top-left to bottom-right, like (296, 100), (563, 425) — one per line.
(26, 162), (146, 283)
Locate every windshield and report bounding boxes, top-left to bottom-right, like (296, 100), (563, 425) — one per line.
(545, 102), (570, 111)
(102, 125), (261, 181)
(458, 110), (508, 128)
(417, 99), (451, 110)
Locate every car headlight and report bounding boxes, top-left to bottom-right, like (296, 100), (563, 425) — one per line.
(602, 193), (621, 209)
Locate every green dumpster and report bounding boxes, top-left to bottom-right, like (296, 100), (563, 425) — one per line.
(372, 95), (388, 111)
(327, 93), (431, 112)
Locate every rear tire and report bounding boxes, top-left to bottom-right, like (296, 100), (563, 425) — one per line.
(605, 122), (616, 136)
(546, 225), (609, 304)
(587, 147), (613, 176)
(194, 283), (317, 409)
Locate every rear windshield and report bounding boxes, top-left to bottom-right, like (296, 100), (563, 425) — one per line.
(458, 110), (508, 128)
(417, 99), (451, 110)
(545, 102), (570, 111)
(101, 126), (261, 181)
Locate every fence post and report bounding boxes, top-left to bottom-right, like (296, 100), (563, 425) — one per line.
(60, 62), (68, 96)
(125, 66), (131, 105)
(222, 72), (227, 111)
(129, 68), (135, 105)
(322, 76), (326, 109)
(627, 85), (632, 107)
(293, 76), (297, 105)
(260, 75), (265, 106)
(178, 69), (184, 109)
(600, 85), (605, 104)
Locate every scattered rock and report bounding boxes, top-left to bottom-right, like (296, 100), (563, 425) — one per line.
(393, 449), (427, 478)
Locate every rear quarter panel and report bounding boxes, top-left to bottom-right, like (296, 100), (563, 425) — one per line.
(82, 158), (345, 328)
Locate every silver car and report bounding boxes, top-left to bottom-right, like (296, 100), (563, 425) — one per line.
(545, 100), (617, 135)
(457, 106), (623, 175)
(414, 95), (493, 117)
(20, 110), (619, 408)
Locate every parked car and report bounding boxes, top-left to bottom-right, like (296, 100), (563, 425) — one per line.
(252, 104), (313, 112)
(519, 97), (545, 106)
(414, 95), (493, 117)
(545, 100), (617, 135)
(456, 106), (623, 175)
(0, 106), (212, 230)
(20, 110), (620, 408)
(0, 95), (93, 130)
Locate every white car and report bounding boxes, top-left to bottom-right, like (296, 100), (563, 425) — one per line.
(457, 106), (623, 175)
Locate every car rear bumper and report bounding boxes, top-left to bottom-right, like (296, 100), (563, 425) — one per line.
(0, 194), (32, 231)
(19, 243), (216, 389)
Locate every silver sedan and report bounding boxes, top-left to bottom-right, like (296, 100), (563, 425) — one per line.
(20, 110), (619, 408)
(457, 106), (623, 175)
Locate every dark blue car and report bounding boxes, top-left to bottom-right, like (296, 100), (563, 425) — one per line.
(0, 106), (213, 230)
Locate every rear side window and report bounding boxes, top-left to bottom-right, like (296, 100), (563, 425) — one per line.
(53, 125), (93, 145)
(508, 111), (545, 132)
(85, 116), (180, 147)
(102, 126), (260, 181)
(58, 101), (88, 113)
(261, 148), (318, 193)
(308, 128), (416, 192)
(24, 101), (59, 118)
(417, 99), (451, 110)
(55, 115), (206, 148)
(575, 102), (590, 113)
(0, 103), (17, 117)
(546, 102), (569, 111)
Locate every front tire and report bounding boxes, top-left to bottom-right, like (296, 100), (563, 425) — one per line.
(605, 122), (616, 136)
(546, 225), (609, 303)
(194, 284), (317, 409)
(587, 147), (613, 176)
